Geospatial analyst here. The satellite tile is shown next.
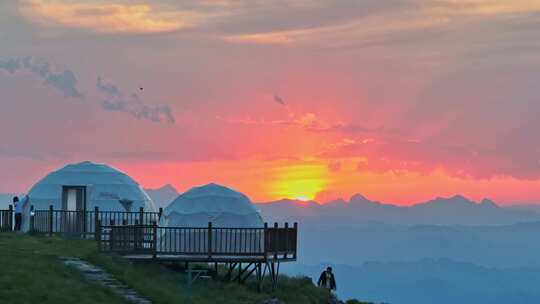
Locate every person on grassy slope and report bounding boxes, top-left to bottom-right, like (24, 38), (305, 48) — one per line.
(317, 266), (337, 291)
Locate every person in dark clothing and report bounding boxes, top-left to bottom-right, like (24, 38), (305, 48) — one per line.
(317, 266), (337, 291)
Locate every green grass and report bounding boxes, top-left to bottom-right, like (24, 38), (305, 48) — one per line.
(0, 233), (126, 304)
(0, 233), (342, 304)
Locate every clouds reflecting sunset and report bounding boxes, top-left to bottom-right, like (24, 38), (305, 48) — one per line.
(1, 0), (540, 204)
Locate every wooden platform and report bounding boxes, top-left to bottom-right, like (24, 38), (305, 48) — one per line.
(122, 253), (296, 263)
(97, 222), (298, 289)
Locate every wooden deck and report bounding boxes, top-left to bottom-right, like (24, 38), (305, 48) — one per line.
(96, 222), (298, 288)
(97, 223), (298, 262)
(122, 253), (296, 263)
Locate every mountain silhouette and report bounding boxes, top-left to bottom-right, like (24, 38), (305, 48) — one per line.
(258, 194), (540, 226)
(144, 184), (179, 208)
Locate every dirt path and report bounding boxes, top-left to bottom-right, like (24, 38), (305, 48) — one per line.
(61, 257), (152, 304)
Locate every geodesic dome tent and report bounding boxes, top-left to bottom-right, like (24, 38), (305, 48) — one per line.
(160, 183), (264, 228)
(23, 161), (156, 231)
(157, 183), (264, 254)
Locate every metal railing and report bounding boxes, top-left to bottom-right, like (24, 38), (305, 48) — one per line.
(31, 205), (162, 238)
(0, 206), (13, 232)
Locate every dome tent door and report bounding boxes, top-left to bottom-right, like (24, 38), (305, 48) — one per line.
(61, 186), (87, 235)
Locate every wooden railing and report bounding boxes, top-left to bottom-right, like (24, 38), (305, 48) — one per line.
(0, 206), (13, 232)
(98, 224), (157, 255)
(98, 222), (298, 261)
(31, 205), (162, 237)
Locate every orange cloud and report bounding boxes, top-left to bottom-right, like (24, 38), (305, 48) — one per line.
(19, 0), (202, 33)
(429, 0), (540, 17)
(222, 0), (540, 46)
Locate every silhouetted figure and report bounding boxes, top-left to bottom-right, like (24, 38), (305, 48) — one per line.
(12, 195), (28, 231)
(318, 266), (337, 291)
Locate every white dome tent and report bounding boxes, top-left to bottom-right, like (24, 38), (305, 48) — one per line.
(158, 183), (264, 254)
(24, 161), (157, 231)
(160, 183), (264, 228)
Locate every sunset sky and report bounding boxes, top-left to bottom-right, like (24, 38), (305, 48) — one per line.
(1, 0), (540, 205)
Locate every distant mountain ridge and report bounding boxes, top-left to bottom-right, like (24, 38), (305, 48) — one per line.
(144, 184), (178, 208)
(142, 184), (540, 225)
(257, 194), (540, 226)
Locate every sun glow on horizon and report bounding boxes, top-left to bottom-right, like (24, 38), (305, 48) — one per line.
(268, 162), (328, 201)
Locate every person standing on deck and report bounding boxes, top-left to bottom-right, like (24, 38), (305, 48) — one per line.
(12, 196), (28, 231)
(317, 266), (337, 292)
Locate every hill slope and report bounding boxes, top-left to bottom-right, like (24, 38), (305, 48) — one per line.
(0, 233), (363, 304)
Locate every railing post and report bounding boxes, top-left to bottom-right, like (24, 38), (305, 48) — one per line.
(29, 205), (35, 232)
(48, 205), (53, 236)
(94, 206), (99, 239)
(208, 222), (213, 259)
(274, 222), (278, 260)
(284, 222), (289, 259)
(110, 221), (114, 252)
(293, 222), (298, 260)
(152, 221), (158, 259)
(158, 207), (163, 221)
(263, 222), (268, 258)
(8, 205), (13, 232)
(139, 207), (144, 225)
(96, 219), (102, 250)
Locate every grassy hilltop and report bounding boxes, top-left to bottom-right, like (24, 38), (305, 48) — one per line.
(0, 233), (368, 304)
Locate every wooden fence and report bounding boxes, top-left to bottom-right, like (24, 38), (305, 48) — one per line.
(0, 206), (13, 232)
(98, 222), (298, 261)
(31, 205), (162, 237)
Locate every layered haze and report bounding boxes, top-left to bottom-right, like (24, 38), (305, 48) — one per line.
(139, 185), (540, 303)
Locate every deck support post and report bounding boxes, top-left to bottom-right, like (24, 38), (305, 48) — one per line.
(187, 262), (193, 302)
(256, 263), (263, 292)
(237, 263), (242, 282)
(226, 262), (237, 280)
(239, 263), (258, 283)
(233, 262), (252, 282)
(268, 262), (278, 290)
